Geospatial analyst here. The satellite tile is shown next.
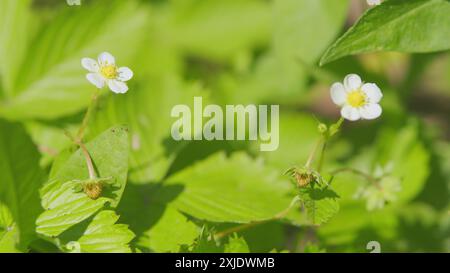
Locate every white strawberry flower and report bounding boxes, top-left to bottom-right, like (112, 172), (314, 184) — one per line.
(330, 74), (383, 121)
(367, 0), (381, 6)
(82, 52), (133, 94)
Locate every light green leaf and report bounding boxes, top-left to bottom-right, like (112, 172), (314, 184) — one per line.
(298, 185), (340, 225)
(36, 126), (129, 237)
(320, 0), (450, 65)
(274, 0), (349, 64)
(0, 0), (34, 95)
(224, 234), (250, 253)
(36, 180), (110, 238)
(0, 203), (20, 253)
(69, 210), (134, 253)
(221, 0), (348, 104)
(0, 120), (44, 251)
(169, 0), (270, 61)
(374, 120), (430, 202)
(137, 207), (199, 253)
(89, 76), (207, 183)
(262, 113), (321, 170)
(0, 0), (148, 120)
(163, 152), (300, 224)
(24, 121), (74, 167)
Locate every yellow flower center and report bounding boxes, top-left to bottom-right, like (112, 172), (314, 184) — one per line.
(347, 90), (366, 107)
(100, 65), (118, 79)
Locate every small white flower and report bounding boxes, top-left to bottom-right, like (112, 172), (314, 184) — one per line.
(367, 0), (381, 6)
(82, 52), (133, 94)
(330, 74), (383, 121)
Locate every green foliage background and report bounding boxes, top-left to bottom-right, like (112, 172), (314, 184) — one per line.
(0, 0), (449, 253)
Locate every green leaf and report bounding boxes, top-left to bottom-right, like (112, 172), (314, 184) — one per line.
(169, 0), (271, 61)
(328, 120), (430, 206)
(36, 126), (129, 237)
(274, 0), (349, 64)
(0, 0), (148, 120)
(222, 0), (349, 104)
(376, 122), (430, 202)
(0, 203), (20, 252)
(303, 243), (326, 253)
(298, 185), (340, 225)
(24, 121), (74, 167)
(115, 181), (201, 253)
(224, 234), (250, 253)
(0, 120), (44, 251)
(237, 222), (286, 252)
(163, 152), (300, 224)
(0, 0), (34, 96)
(320, 0), (450, 65)
(262, 113), (321, 170)
(185, 227), (223, 253)
(137, 207), (199, 253)
(89, 76), (207, 183)
(66, 210), (134, 253)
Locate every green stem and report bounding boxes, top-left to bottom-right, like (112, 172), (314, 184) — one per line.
(64, 130), (97, 180)
(65, 89), (101, 180)
(78, 141), (97, 180)
(329, 117), (344, 137)
(76, 89), (100, 142)
(330, 167), (382, 190)
(215, 222), (261, 240)
(316, 117), (344, 172)
(215, 197), (300, 239)
(305, 138), (323, 169)
(316, 139), (327, 172)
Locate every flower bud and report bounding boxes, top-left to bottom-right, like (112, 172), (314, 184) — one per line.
(83, 181), (103, 200)
(295, 172), (313, 187)
(318, 123), (328, 134)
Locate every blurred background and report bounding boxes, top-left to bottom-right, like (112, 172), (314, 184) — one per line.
(1, 0), (449, 252)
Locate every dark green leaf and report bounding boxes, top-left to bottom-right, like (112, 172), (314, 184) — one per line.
(0, 120), (44, 251)
(321, 0), (450, 65)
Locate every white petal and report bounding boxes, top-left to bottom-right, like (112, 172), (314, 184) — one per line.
(108, 80), (128, 94)
(330, 82), (347, 106)
(341, 105), (361, 121)
(117, 67), (133, 82)
(98, 52), (115, 66)
(344, 74), (362, 91)
(81, 58), (99, 72)
(361, 83), (383, 103)
(86, 73), (105, 88)
(359, 103), (382, 120)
